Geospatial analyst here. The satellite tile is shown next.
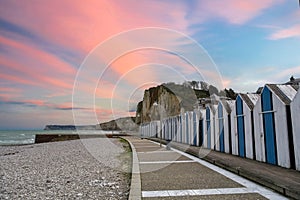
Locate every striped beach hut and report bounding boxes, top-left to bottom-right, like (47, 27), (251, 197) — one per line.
(161, 119), (167, 140)
(231, 94), (259, 159)
(180, 112), (187, 144)
(205, 104), (217, 150)
(178, 114), (183, 143)
(188, 109), (203, 146)
(253, 84), (297, 168)
(185, 111), (193, 145)
(291, 88), (300, 170)
(192, 109), (204, 147)
(171, 116), (179, 142)
(198, 109), (205, 147)
(192, 111), (198, 146)
(216, 100), (235, 154)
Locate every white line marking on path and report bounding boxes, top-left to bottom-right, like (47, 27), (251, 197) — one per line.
(140, 160), (195, 164)
(142, 187), (258, 198)
(138, 150), (174, 154)
(147, 140), (288, 200)
(135, 145), (162, 148)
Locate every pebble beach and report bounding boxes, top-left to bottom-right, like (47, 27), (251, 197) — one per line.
(0, 138), (131, 199)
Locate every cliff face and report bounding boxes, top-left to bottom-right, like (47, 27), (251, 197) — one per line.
(44, 117), (138, 131)
(136, 83), (199, 124)
(96, 117), (138, 131)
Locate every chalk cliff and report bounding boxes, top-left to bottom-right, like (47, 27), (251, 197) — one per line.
(136, 83), (209, 124)
(96, 117), (138, 131)
(44, 117), (138, 131)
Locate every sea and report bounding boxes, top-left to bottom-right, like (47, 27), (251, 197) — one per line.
(0, 130), (117, 145)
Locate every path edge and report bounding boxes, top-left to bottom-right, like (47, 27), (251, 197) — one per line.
(121, 137), (141, 200)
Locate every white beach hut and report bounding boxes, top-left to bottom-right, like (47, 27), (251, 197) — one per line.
(291, 88), (300, 170)
(231, 94), (259, 159)
(205, 104), (217, 150)
(253, 84), (297, 168)
(191, 109), (204, 147)
(198, 109), (206, 147)
(184, 111), (193, 145)
(215, 100), (235, 153)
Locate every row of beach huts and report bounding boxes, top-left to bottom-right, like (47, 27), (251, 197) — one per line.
(140, 84), (300, 171)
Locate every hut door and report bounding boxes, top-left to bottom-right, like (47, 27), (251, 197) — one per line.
(218, 104), (225, 153)
(261, 87), (277, 165)
(186, 113), (189, 144)
(199, 119), (203, 146)
(236, 96), (246, 157)
(179, 116), (183, 143)
(193, 112), (197, 146)
(206, 107), (211, 149)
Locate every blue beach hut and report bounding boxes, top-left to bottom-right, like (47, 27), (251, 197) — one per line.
(205, 104), (217, 150)
(198, 109), (205, 147)
(254, 84), (297, 168)
(216, 100), (235, 153)
(231, 94), (259, 158)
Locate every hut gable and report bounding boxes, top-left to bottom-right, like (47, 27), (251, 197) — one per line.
(220, 100), (235, 114)
(239, 93), (259, 110)
(266, 84), (297, 105)
(206, 104), (217, 115)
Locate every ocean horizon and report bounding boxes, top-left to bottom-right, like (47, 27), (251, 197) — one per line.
(0, 130), (119, 145)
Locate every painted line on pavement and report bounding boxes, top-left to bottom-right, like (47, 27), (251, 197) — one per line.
(138, 150), (174, 154)
(140, 160), (195, 164)
(135, 145), (163, 148)
(142, 187), (258, 198)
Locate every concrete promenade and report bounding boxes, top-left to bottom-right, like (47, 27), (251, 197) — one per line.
(123, 136), (296, 200)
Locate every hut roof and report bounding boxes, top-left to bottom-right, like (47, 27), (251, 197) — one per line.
(266, 84), (297, 105)
(239, 93), (259, 110)
(220, 100), (235, 113)
(206, 104), (217, 114)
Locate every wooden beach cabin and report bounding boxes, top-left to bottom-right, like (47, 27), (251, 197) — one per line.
(191, 109), (204, 147)
(231, 94), (259, 159)
(184, 111), (193, 145)
(192, 111), (198, 146)
(205, 104), (217, 150)
(181, 112), (187, 144)
(215, 100), (235, 154)
(291, 88), (300, 170)
(198, 109), (205, 147)
(253, 84), (297, 168)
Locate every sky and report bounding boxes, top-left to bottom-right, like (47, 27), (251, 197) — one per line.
(0, 0), (300, 129)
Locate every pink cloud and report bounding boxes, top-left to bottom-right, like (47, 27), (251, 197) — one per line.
(24, 99), (45, 106)
(222, 78), (232, 89)
(0, 87), (20, 93)
(0, 93), (20, 101)
(0, 0), (191, 55)
(197, 0), (282, 24)
(0, 73), (38, 86)
(0, 35), (76, 76)
(0, 35), (76, 90)
(269, 24), (300, 40)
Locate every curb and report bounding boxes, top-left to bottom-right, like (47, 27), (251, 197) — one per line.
(121, 137), (141, 200)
